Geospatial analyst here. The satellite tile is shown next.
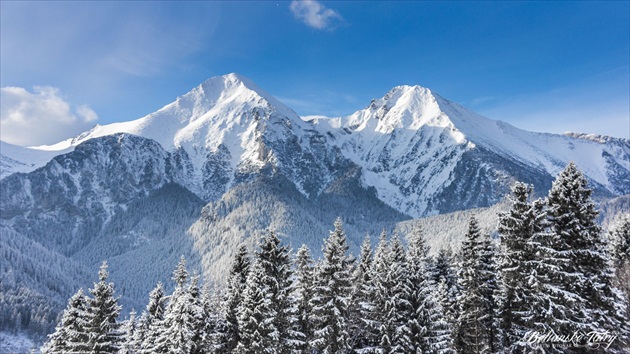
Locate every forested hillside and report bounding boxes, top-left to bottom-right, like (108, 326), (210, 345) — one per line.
(39, 163), (629, 353)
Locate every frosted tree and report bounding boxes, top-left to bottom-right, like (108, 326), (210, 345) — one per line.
(456, 217), (498, 354)
(293, 244), (314, 352)
(405, 227), (453, 353)
(119, 309), (137, 354)
(199, 283), (220, 352)
(310, 218), (354, 353)
(378, 232), (410, 353)
(153, 256), (199, 354)
(138, 282), (166, 354)
(545, 163), (628, 349)
(256, 230), (297, 352)
(431, 247), (460, 334)
(610, 216), (630, 318)
(497, 182), (552, 352)
(42, 288), (90, 354)
(476, 226), (500, 353)
(86, 261), (122, 354)
(234, 258), (277, 353)
(348, 235), (378, 352)
(215, 243), (250, 352)
(235, 230), (297, 353)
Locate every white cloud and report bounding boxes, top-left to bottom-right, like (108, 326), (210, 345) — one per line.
(290, 0), (343, 30)
(1, 86), (98, 146)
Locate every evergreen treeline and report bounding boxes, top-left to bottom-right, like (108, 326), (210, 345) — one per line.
(42, 163), (629, 353)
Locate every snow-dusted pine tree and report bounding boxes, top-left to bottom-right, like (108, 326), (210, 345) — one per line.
(431, 247), (460, 337)
(86, 261), (122, 354)
(456, 217), (498, 354)
(199, 282), (220, 352)
(256, 230), (297, 352)
(497, 182), (552, 352)
(119, 309), (137, 354)
(310, 218), (354, 353)
(138, 282), (167, 354)
(348, 235), (378, 353)
(235, 258), (277, 354)
(153, 256), (199, 354)
(405, 227), (453, 354)
(476, 226), (501, 353)
(370, 231), (391, 352)
(610, 216), (630, 320)
(546, 162), (628, 349)
(293, 244), (314, 352)
(378, 232), (410, 353)
(42, 288), (90, 354)
(215, 243), (250, 353)
(188, 274), (208, 354)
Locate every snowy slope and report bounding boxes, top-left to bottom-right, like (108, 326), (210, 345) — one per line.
(21, 73), (346, 201)
(3, 74), (628, 216)
(0, 141), (72, 180)
(311, 85), (630, 216)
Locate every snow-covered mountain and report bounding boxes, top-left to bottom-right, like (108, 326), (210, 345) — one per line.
(1, 73), (347, 201)
(1, 73), (628, 345)
(3, 74), (628, 216)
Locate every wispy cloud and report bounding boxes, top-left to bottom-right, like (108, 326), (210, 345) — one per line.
(290, 0), (343, 30)
(1, 86), (98, 146)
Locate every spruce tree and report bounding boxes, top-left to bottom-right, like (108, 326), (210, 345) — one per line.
(138, 282), (167, 354)
(235, 230), (297, 353)
(349, 235), (378, 352)
(235, 258), (277, 354)
(610, 216), (630, 318)
(310, 218), (354, 353)
(497, 182), (551, 352)
(153, 256), (199, 354)
(456, 217), (498, 354)
(256, 230), (296, 352)
(42, 288), (90, 354)
(200, 283), (220, 352)
(380, 232), (410, 353)
(293, 244), (314, 352)
(546, 163), (628, 349)
(476, 227), (501, 353)
(86, 261), (122, 354)
(431, 248), (460, 338)
(119, 309), (137, 354)
(217, 243), (250, 353)
(405, 227), (453, 353)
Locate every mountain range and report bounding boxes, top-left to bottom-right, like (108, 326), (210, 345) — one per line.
(1, 73), (628, 345)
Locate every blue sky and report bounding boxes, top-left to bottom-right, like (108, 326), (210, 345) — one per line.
(1, 1), (628, 145)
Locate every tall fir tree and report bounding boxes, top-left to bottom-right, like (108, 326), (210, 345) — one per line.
(379, 232), (410, 353)
(86, 261), (122, 354)
(476, 226), (501, 353)
(497, 182), (547, 352)
(405, 227), (453, 354)
(545, 163), (628, 350)
(119, 309), (137, 354)
(216, 243), (250, 353)
(293, 244), (315, 352)
(349, 235), (379, 353)
(138, 282), (167, 354)
(256, 230), (298, 352)
(42, 288), (91, 354)
(235, 258), (277, 354)
(431, 247), (460, 339)
(153, 256), (199, 354)
(188, 274), (209, 354)
(310, 218), (354, 353)
(456, 217), (499, 354)
(610, 216), (630, 322)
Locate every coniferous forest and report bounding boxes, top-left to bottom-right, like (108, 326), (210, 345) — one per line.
(42, 163), (630, 353)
